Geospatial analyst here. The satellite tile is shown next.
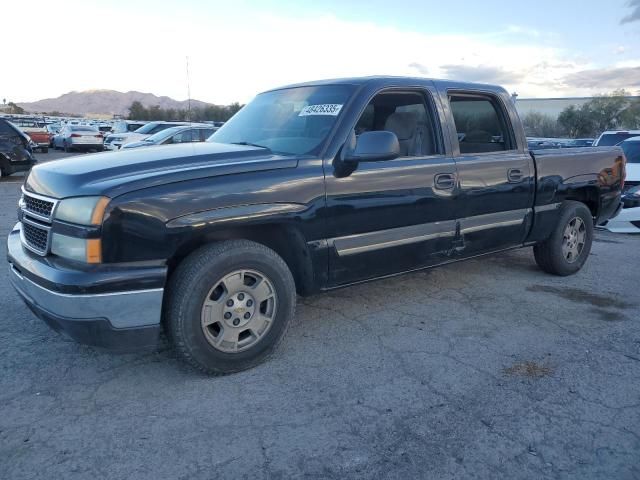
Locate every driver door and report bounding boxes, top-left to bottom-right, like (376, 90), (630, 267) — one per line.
(324, 87), (458, 286)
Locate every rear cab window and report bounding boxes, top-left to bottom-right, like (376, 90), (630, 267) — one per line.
(447, 92), (515, 154)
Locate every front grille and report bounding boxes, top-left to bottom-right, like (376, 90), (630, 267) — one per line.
(20, 189), (57, 256)
(22, 222), (50, 254)
(23, 194), (54, 219)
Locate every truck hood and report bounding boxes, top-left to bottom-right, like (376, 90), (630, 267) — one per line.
(25, 142), (298, 199)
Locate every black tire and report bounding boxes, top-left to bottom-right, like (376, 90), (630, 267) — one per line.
(165, 240), (296, 374)
(63, 142), (71, 153)
(41, 147), (48, 154)
(533, 200), (594, 276)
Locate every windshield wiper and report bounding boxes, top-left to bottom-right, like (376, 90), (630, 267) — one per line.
(230, 141), (270, 150)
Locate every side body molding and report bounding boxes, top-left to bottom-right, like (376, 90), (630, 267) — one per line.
(166, 203), (308, 229)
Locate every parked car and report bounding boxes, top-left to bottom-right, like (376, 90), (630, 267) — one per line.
(9, 117), (50, 153)
(46, 124), (62, 147)
(0, 119), (36, 178)
(8, 76), (625, 374)
(566, 138), (594, 148)
(602, 136), (640, 233)
(527, 139), (558, 150)
(593, 130), (640, 147)
(53, 125), (104, 152)
(121, 125), (216, 149)
(110, 120), (147, 135)
(96, 122), (113, 135)
(104, 121), (189, 150)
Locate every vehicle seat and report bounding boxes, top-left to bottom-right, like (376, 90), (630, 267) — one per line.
(384, 112), (433, 156)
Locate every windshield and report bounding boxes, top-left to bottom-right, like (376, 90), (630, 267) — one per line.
(134, 123), (163, 134)
(71, 126), (98, 132)
(622, 140), (640, 164)
(210, 85), (354, 155)
(144, 126), (184, 143)
(597, 132), (638, 146)
(134, 122), (185, 135)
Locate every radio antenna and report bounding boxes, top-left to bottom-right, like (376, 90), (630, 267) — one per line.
(186, 56), (192, 123)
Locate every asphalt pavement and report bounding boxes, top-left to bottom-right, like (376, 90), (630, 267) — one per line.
(0, 152), (639, 479)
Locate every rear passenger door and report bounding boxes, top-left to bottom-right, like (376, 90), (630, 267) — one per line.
(443, 90), (534, 255)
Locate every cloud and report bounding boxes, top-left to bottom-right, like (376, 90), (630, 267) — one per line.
(408, 62), (429, 75)
(621, 0), (640, 24)
(562, 66), (640, 89)
(0, 1), (625, 102)
(439, 65), (525, 85)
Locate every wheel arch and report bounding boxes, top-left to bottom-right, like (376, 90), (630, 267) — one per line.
(165, 204), (318, 295)
(563, 184), (600, 218)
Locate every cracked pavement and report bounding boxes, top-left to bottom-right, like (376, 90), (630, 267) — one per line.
(1, 175), (639, 479)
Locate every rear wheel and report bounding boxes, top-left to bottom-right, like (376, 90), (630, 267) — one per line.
(165, 240), (296, 374)
(63, 141), (71, 153)
(533, 201), (593, 276)
(41, 147), (48, 154)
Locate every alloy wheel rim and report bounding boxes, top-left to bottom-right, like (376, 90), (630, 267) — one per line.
(561, 217), (586, 264)
(200, 269), (277, 353)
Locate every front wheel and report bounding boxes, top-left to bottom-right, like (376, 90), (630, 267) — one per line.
(165, 240), (296, 374)
(533, 200), (594, 276)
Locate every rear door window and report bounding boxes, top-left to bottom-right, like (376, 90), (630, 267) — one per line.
(448, 93), (514, 154)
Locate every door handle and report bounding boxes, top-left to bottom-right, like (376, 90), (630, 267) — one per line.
(435, 173), (456, 190)
(508, 168), (523, 183)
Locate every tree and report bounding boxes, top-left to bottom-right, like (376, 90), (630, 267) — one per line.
(620, 97), (640, 129)
(582, 90), (629, 133)
(128, 101), (147, 120)
(521, 111), (561, 137)
(7, 102), (24, 114)
(557, 105), (595, 138)
(127, 101), (244, 122)
(556, 90), (639, 138)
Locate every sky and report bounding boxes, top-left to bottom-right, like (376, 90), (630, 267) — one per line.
(3, 0), (640, 104)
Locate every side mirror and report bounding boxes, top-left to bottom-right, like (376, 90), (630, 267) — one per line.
(343, 130), (400, 163)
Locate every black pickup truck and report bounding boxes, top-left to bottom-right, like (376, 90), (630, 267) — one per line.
(7, 77), (625, 374)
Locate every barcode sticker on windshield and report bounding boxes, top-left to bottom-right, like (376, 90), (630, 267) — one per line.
(299, 104), (343, 116)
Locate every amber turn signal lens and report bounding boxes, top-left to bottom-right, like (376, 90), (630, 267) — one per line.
(86, 239), (102, 264)
(91, 197), (111, 226)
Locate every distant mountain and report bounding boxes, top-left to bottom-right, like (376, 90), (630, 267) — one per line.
(17, 89), (212, 117)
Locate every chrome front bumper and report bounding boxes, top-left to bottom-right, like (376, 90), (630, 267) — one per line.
(7, 224), (166, 351)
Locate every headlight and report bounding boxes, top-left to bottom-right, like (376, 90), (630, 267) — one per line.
(55, 196), (110, 225)
(51, 234), (102, 263)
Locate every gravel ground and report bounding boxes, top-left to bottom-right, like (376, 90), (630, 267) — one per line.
(1, 157), (639, 479)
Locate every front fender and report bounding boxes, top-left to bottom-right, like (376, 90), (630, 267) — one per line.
(166, 202), (308, 230)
